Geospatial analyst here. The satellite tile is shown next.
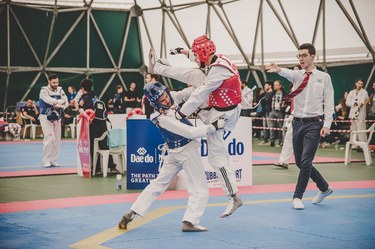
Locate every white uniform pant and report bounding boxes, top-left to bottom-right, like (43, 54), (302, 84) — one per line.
(130, 144), (208, 226)
(40, 115), (62, 165)
(350, 119), (367, 143)
(206, 105), (241, 196)
(279, 123), (293, 164)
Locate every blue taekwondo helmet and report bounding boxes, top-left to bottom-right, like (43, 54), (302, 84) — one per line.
(143, 82), (174, 111)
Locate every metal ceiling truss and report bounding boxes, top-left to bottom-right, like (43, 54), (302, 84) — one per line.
(139, 0), (373, 87)
(1, 0), (144, 111)
(1, 0), (374, 112)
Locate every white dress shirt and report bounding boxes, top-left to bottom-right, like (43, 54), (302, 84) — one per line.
(279, 67), (334, 128)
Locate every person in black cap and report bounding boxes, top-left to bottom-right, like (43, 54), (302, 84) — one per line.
(78, 78), (118, 174)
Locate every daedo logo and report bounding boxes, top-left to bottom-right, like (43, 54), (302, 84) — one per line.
(200, 130), (244, 156)
(130, 147), (155, 163)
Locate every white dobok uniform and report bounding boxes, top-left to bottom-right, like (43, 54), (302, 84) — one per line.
(130, 105), (215, 225)
(154, 58), (241, 196)
(39, 86), (68, 165)
(346, 88), (369, 143)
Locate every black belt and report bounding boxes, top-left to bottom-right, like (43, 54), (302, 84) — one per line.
(212, 105), (238, 112)
(293, 116), (323, 122)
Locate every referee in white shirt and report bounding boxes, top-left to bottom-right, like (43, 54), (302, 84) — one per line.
(266, 43), (334, 210)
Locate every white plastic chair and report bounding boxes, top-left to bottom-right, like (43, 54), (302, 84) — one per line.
(92, 128), (126, 177)
(64, 117), (76, 138)
(344, 123), (375, 166)
(20, 112), (39, 139)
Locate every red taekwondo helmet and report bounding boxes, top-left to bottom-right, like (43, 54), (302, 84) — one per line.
(191, 34), (216, 65)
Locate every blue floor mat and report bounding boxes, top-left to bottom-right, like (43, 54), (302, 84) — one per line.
(1, 188), (374, 249)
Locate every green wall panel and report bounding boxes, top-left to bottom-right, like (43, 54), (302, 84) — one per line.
(48, 14), (86, 67)
(7, 72), (39, 102)
(90, 24), (114, 68)
(11, 6), (51, 64)
(0, 6), (7, 67)
(121, 17), (142, 68)
(0, 73), (6, 105)
(91, 10), (128, 64)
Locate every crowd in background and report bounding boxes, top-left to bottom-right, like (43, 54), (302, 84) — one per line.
(9, 75), (375, 145)
(240, 78), (375, 148)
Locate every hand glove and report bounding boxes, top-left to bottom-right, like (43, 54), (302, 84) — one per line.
(170, 47), (184, 55)
(211, 118), (226, 130)
(187, 50), (196, 62)
(57, 99), (65, 105)
(174, 110), (186, 120)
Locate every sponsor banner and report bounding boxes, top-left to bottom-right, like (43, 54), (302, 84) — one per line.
(126, 118), (252, 190)
(199, 117), (252, 188)
(126, 120), (164, 189)
(77, 116), (91, 178)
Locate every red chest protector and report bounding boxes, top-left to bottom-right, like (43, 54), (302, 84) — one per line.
(208, 55), (242, 108)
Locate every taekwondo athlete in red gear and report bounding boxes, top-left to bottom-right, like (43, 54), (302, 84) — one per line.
(39, 74), (68, 167)
(119, 82), (226, 232)
(149, 34), (243, 218)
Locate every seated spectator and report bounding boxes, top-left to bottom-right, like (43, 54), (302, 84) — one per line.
(335, 90), (350, 136)
(321, 91), (350, 147)
(106, 98), (114, 114)
(21, 99), (40, 125)
(63, 100), (78, 126)
(67, 86), (77, 102)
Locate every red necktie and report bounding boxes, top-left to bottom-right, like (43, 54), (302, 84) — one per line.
(283, 72), (312, 101)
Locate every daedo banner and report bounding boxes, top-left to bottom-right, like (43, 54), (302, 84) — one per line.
(126, 120), (164, 189)
(126, 117), (252, 190)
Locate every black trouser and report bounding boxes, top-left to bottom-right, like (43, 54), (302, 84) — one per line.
(89, 119), (115, 172)
(292, 119), (329, 199)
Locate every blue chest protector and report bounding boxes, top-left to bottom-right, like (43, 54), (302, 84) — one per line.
(153, 115), (193, 149)
(39, 87), (63, 121)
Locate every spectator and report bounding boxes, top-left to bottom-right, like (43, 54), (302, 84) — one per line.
(78, 79), (118, 174)
(63, 99), (78, 126)
(124, 82), (141, 114)
(259, 81), (273, 145)
(346, 78), (369, 150)
(330, 91), (350, 144)
(113, 85), (124, 114)
(269, 80), (286, 147)
(240, 80), (253, 117)
(367, 82), (375, 145)
(67, 86), (77, 102)
(21, 99), (40, 125)
(252, 87), (265, 139)
(106, 98), (114, 114)
(142, 73), (158, 118)
(367, 82), (375, 120)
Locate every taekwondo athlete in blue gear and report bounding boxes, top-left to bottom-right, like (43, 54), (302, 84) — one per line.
(119, 82), (225, 232)
(39, 74), (68, 167)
